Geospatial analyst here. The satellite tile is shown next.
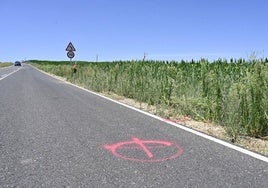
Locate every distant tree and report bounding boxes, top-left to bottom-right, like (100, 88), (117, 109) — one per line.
(237, 58), (243, 63)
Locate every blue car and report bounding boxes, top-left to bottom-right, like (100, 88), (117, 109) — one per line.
(14, 61), (21, 66)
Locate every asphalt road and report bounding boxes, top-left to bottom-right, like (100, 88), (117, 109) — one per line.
(0, 65), (21, 81)
(0, 64), (268, 187)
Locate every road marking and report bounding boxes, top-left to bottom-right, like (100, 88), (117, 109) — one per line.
(71, 83), (268, 163)
(132, 137), (154, 158)
(29, 64), (268, 163)
(0, 67), (21, 81)
(104, 137), (183, 162)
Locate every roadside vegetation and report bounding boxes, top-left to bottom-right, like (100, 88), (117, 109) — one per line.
(0, 62), (13, 68)
(30, 59), (268, 146)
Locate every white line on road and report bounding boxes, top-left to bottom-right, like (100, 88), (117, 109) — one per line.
(0, 67), (21, 81)
(30, 64), (268, 163)
(74, 85), (268, 163)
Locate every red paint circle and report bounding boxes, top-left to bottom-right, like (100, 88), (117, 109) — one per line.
(104, 137), (183, 162)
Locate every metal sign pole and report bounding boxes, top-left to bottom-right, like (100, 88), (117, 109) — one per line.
(66, 42), (76, 79)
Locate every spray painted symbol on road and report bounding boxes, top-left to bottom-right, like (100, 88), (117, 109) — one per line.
(104, 137), (183, 162)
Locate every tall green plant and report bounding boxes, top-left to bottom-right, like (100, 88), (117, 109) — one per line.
(30, 59), (268, 138)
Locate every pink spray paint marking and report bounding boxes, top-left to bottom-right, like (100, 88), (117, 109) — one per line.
(132, 137), (153, 158)
(104, 137), (183, 162)
(162, 118), (177, 124)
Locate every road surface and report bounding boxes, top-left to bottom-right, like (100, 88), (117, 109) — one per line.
(0, 64), (268, 187)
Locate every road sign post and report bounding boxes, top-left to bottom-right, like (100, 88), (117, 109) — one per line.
(66, 42), (77, 80)
(66, 42), (76, 62)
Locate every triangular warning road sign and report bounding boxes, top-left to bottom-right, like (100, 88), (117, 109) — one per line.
(66, 42), (76, 51)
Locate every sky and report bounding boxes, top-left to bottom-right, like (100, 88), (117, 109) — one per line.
(0, 0), (268, 62)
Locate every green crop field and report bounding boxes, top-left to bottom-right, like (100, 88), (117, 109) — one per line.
(30, 59), (268, 141)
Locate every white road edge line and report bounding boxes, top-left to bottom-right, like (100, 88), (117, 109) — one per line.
(0, 67), (21, 81)
(29, 64), (268, 163)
